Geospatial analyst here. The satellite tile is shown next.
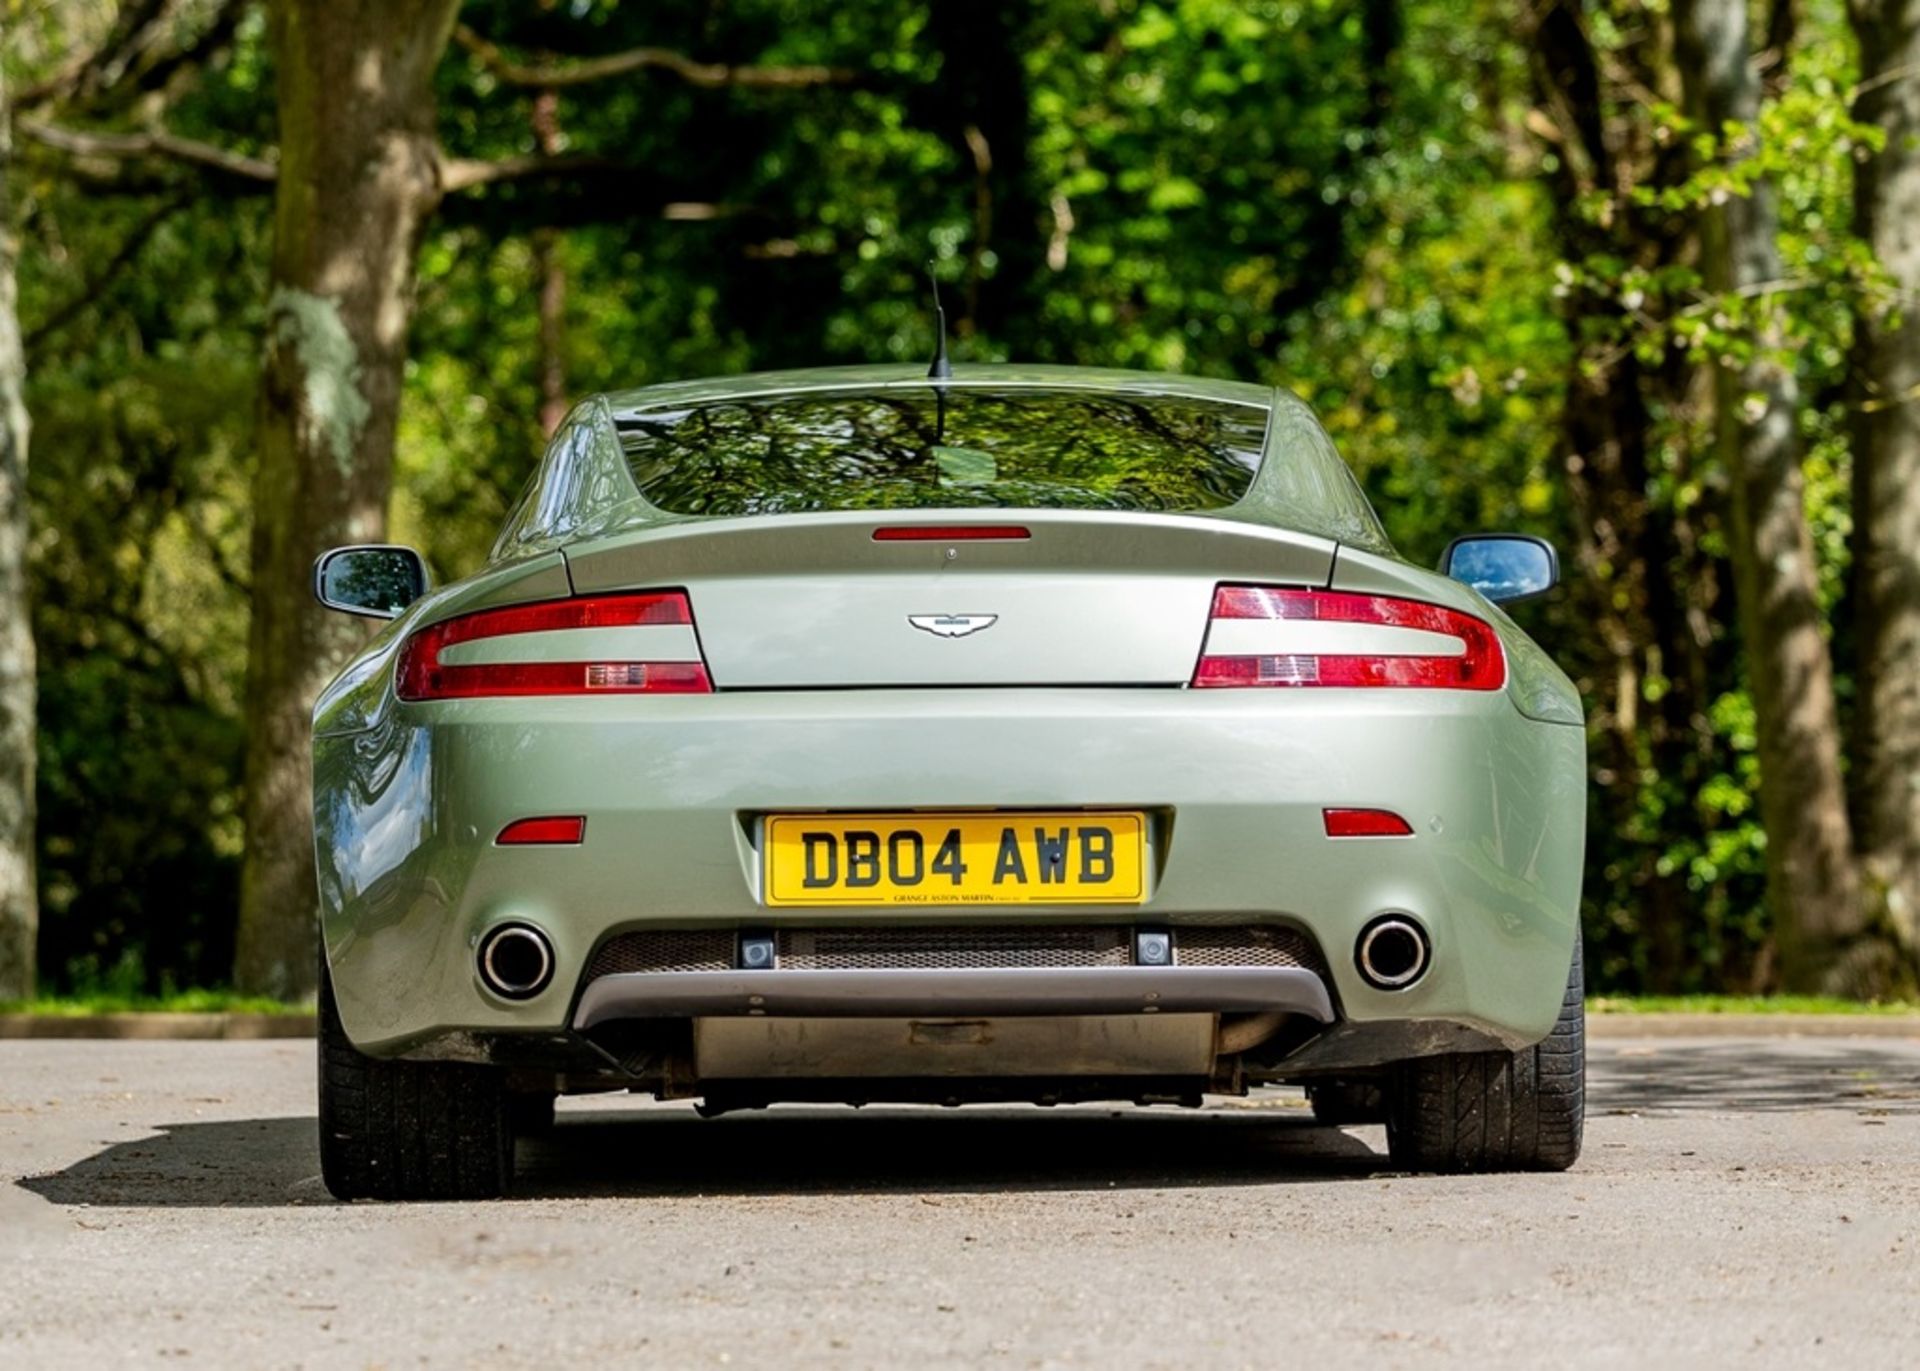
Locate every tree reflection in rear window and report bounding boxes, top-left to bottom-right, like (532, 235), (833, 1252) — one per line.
(614, 388), (1270, 516)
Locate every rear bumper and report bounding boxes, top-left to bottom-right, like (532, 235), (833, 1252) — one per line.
(315, 687), (1584, 1064)
(572, 965), (1335, 1027)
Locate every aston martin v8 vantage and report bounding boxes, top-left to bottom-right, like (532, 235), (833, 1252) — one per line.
(311, 365), (1587, 1200)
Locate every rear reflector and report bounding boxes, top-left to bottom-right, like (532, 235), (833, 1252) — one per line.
(398, 591), (713, 701)
(1193, 586), (1505, 690)
(872, 525), (1031, 542)
(1324, 808), (1414, 838)
(497, 816), (585, 846)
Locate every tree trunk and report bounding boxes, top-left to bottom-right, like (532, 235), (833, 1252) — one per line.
(1674, 0), (1869, 991)
(234, 0), (462, 998)
(1847, 0), (1920, 983)
(0, 71), (38, 1002)
(918, 0), (1043, 342)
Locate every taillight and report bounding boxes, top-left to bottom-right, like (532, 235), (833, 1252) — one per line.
(397, 592), (712, 701)
(1192, 586), (1505, 690)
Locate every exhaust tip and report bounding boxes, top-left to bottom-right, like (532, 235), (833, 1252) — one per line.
(1355, 915), (1430, 991)
(479, 923), (554, 999)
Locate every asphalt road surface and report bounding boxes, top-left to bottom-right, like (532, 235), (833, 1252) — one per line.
(3, 1035), (1918, 1369)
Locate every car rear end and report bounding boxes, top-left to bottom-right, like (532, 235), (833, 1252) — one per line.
(318, 508), (1581, 1085)
(311, 370), (1586, 1196)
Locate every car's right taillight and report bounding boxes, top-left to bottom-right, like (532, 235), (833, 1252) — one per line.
(397, 591), (712, 701)
(1192, 585), (1505, 690)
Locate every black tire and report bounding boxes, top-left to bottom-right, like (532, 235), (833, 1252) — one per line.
(1385, 940), (1585, 1173)
(1306, 1079), (1387, 1126)
(318, 962), (514, 1201)
(508, 1090), (558, 1137)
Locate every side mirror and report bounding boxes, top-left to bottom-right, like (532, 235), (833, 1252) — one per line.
(313, 545), (429, 619)
(1440, 534), (1558, 605)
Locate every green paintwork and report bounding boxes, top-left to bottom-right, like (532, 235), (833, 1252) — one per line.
(312, 367), (1585, 1079)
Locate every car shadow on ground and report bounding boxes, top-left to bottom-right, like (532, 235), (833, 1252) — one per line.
(1592, 1039), (1920, 1116)
(19, 1038), (1919, 1210)
(16, 1102), (1386, 1209)
(518, 1104), (1390, 1199)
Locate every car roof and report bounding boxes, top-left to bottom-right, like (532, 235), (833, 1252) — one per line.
(598, 363), (1283, 421)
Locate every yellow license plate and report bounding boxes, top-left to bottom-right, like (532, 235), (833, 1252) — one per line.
(764, 812), (1146, 908)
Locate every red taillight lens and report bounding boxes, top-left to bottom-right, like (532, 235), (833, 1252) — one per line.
(1323, 808), (1414, 838)
(1192, 586), (1505, 690)
(497, 816), (586, 846)
(397, 592), (712, 701)
(872, 525), (1031, 542)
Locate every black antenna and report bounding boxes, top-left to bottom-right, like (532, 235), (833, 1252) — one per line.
(926, 261), (953, 380)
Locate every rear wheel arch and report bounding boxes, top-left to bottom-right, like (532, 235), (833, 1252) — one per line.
(1384, 939), (1585, 1173)
(318, 958), (515, 1201)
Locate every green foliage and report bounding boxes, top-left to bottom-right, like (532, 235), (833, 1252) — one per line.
(5, 0), (1894, 994)
(11, 13), (269, 993)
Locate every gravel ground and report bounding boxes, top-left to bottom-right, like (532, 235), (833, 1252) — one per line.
(3, 1034), (1918, 1369)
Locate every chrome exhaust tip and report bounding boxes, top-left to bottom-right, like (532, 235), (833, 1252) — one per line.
(478, 923), (555, 999)
(1355, 915), (1430, 991)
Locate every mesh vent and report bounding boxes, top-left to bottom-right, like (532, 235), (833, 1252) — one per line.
(778, 926), (1131, 971)
(584, 924), (1325, 978)
(585, 930), (733, 978)
(1174, 925), (1321, 970)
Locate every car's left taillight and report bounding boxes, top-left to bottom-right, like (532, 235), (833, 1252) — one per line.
(396, 591), (712, 701)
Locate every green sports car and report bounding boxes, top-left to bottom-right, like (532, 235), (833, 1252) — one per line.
(310, 364), (1587, 1200)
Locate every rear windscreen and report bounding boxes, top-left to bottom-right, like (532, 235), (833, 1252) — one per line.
(613, 388), (1270, 516)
